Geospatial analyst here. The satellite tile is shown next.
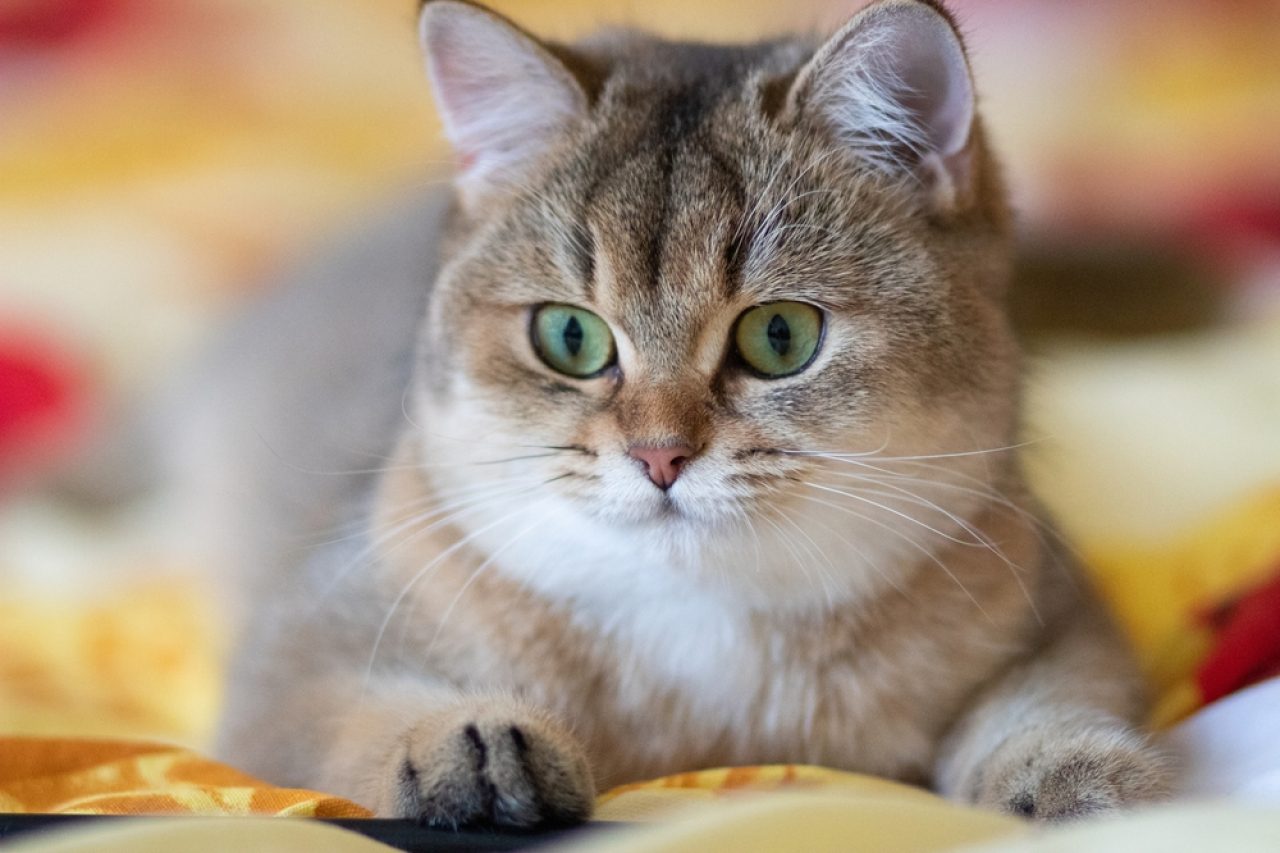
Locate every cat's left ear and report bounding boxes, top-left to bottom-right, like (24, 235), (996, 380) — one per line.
(787, 0), (976, 212)
(420, 1), (587, 210)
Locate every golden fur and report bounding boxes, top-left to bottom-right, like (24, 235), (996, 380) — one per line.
(210, 0), (1170, 827)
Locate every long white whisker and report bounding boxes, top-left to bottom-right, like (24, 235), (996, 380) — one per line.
(820, 477), (1042, 624)
(789, 498), (912, 601)
(805, 482), (982, 549)
(306, 474), (551, 551)
(418, 510), (550, 660)
(793, 490), (992, 622)
(825, 480), (1000, 552)
(741, 511), (766, 579)
(313, 476), (550, 604)
(756, 509), (821, 599)
(773, 505), (838, 609)
(813, 452), (1079, 569)
(879, 459), (1079, 556)
(308, 474), (545, 552)
(361, 495), (545, 691)
(780, 438), (1042, 463)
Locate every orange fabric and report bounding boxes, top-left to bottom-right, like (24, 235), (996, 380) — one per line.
(598, 764), (928, 803)
(0, 739), (940, 822)
(594, 765), (946, 822)
(0, 738), (370, 817)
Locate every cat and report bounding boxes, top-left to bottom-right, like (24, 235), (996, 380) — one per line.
(198, 0), (1172, 828)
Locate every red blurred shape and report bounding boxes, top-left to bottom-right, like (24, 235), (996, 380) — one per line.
(0, 331), (86, 484)
(1197, 568), (1280, 704)
(1183, 198), (1280, 258)
(0, 0), (128, 48)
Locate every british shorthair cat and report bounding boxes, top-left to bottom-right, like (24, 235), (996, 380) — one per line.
(199, 0), (1171, 828)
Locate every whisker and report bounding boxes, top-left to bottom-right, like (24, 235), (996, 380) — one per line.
(401, 381), (425, 432)
(805, 482), (984, 549)
(820, 462), (1057, 551)
(361, 479), (568, 690)
(755, 509), (822, 601)
(417, 510), (551, 660)
(732, 145), (796, 244)
(867, 459), (1079, 557)
(799, 450), (1058, 624)
(775, 433), (893, 460)
(308, 474), (545, 550)
(746, 148), (843, 253)
(784, 498), (913, 601)
(773, 505), (839, 609)
(780, 438), (1043, 463)
(792, 490), (993, 623)
(740, 512), (766, 579)
(822, 479), (1002, 552)
(472, 452), (572, 466)
(312, 476), (551, 603)
(819, 477), (1041, 623)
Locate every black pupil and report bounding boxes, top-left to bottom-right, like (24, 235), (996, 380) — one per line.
(766, 314), (791, 357)
(563, 315), (584, 357)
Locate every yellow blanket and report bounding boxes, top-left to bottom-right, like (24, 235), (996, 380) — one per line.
(3, 0), (1279, 846)
(0, 744), (949, 822)
(5, 743), (1280, 853)
(1, 485), (1276, 827)
(0, 738), (365, 818)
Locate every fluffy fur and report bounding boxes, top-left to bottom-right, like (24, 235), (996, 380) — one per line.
(202, 0), (1171, 828)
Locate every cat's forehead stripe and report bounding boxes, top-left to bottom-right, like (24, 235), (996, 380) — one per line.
(579, 103), (748, 311)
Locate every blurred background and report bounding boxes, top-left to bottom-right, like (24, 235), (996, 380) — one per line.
(1, 0), (1278, 748)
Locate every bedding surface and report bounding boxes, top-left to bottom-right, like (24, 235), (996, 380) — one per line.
(2, 0), (1279, 847)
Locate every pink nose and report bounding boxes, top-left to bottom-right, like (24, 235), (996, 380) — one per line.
(628, 443), (695, 490)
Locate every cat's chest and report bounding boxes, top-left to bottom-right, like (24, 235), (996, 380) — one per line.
(588, 593), (772, 718)
(397, 525), (1000, 785)
(479, 589), (945, 785)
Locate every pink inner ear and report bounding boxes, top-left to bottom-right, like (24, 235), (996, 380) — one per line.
(420, 3), (586, 199)
(861, 7), (974, 161)
(800, 3), (975, 182)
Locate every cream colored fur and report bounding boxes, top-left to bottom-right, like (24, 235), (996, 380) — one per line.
(206, 0), (1171, 828)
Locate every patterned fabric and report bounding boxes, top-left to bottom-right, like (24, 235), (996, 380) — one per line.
(595, 765), (946, 822)
(0, 738), (368, 817)
(2, 0), (1279, 827)
(0, 742), (970, 823)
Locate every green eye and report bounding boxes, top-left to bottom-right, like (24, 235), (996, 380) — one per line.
(531, 304), (616, 378)
(734, 302), (824, 378)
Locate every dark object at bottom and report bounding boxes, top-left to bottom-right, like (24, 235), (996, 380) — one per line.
(0, 814), (621, 852)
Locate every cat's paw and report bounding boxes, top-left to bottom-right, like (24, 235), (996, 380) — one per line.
(975, 725), (1172, 821)
(383, 704), (594, 829)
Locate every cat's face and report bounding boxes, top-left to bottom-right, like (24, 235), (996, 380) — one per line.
(408, 2), (1016, 603)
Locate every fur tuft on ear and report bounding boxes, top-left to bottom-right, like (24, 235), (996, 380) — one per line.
(789, 0), (975, 208)
(420, 1), (586, 209)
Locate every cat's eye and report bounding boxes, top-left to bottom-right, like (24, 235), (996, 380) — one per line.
(531, 304), (616, 378)
(734, 302), (824, 378)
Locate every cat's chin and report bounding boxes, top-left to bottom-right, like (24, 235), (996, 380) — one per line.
(578, 489), (747, 535)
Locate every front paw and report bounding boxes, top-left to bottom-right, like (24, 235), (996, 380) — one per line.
(386, 704), (594, 829)
(976, 725), (1172, 821)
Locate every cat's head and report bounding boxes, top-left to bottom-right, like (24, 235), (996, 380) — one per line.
(405, 0), (1019, 603)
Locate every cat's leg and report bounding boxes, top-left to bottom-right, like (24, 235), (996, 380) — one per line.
(934, 607), (1172, 820)
(315, 676), (595, 827)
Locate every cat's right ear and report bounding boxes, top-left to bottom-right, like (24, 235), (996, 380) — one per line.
(419, 1), (587, 210)
(785, 0), (977, 213)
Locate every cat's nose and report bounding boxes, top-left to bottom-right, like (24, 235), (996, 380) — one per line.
(628, 443), (695, 491)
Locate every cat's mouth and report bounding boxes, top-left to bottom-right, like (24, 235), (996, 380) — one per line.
(653, 492), (681, 518)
